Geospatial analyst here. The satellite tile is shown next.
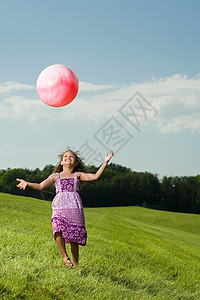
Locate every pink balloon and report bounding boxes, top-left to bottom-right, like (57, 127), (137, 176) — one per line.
(36, 64), (79, 107)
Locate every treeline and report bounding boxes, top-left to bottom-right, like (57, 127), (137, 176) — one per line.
(0, 165), (55, 201)
(0, 164), (200, 213)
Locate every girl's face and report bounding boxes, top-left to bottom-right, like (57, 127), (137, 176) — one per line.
(61, 151), (77, 167)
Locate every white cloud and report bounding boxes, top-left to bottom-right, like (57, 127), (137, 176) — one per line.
(0, 81), (34, 94)
(156, 114), (200, 133)
(1, 96), (55, 122)
(146, 74), (200, 133)
(79, 81), (115, 92)
(0, 95), (114, 123)
(0, 74), (200, 133)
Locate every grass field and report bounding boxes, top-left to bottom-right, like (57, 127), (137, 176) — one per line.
(0, 192), (200, 299)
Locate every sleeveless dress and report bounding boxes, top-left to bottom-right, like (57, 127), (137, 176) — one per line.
(51, 172), (87, 246)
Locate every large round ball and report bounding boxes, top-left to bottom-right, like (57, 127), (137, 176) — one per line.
(36, 64), (79, 107)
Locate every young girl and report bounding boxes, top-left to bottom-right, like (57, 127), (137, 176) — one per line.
(16, 149), (114, 268)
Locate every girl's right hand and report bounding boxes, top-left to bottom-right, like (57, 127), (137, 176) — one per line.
(16, 178), (27, 190)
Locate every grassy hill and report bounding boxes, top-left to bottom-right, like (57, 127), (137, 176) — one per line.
(0, 192), (200, 299)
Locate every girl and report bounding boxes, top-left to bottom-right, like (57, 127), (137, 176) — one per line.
(16, 149), (114, 268)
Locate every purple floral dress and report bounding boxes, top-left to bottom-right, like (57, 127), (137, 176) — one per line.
(51, 172), (87, 246)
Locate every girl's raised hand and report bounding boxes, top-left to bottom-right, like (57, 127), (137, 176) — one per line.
(16, 178), (27, 190)
(105, 150), (114, 163)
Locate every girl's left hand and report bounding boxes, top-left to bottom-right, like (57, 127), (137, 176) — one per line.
(105, 150), (114, 163)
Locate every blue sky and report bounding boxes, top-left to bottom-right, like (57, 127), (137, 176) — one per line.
(0, 0), (199, 178)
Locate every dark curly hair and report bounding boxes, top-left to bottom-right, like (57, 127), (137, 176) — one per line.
(54, 148), (88, 173)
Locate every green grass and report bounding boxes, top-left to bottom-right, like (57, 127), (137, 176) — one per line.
(0, 192), (200, 299)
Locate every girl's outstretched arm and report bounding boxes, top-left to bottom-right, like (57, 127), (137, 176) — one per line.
(16, 173), (56, 191)
(78, 150), (114, 181)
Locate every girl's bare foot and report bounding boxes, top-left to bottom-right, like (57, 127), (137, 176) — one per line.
(64, 257), (73, 268)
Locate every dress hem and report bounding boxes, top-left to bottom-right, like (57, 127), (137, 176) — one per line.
(52, 217), (87, 246)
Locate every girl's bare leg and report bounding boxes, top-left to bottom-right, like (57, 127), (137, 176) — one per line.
(55, 232), (73, 267)
(70, 241), (79, 265)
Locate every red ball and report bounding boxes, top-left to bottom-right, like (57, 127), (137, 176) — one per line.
(36, 64), (79, 107)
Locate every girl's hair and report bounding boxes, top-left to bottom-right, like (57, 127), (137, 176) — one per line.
(54, 148), (88, 173)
